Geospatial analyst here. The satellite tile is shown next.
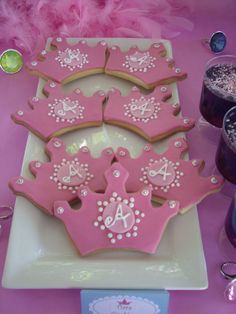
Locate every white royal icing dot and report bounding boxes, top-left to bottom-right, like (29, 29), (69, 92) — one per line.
(108, 233), (113, 238)
(169, 200), (177, 208)
(132, 232), (138, 237)
(126, 232), (131, 238)
(160, 86), (167, 92)
(211, 177), (218, 184)
(174, 141), (182, 148)
(117, 234), (123, 240)
(98, 207), (103, 212)
(57, 207), (64, 214)
(41, 50), (47, 55)
(133, 226), (138, 231)
(113, 170), (120, 178)
(141, 189), (149, 196)
(100, 225), (105, 230)
(50, 82), (56, 88)
(111, 238), (116, 244)
(17, 110), (24, 116)
(135, 210), (140, 215)
(112, 192), (118, 197)
(94, 221), (99, 227)
(16, 178), (24, 184)
(31, 61), (37, 66)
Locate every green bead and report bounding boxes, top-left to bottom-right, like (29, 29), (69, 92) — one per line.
(0, 49), (23, 74)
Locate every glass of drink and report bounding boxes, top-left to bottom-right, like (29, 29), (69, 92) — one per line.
(215, 106), (236, 184)
(219, 194), (236, 261)
(199, 55), (236, 128)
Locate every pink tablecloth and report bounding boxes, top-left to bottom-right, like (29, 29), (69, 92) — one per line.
(0, 2), (236, 313)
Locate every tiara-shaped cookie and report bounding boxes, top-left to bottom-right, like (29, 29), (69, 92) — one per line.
(9, 138), (114, 214)
(104, 85), (195, 141)
(26, 38), (108, 84)
(11, 81), (105, 141)
(105, 42), (187, 89)
(116, 137), (224, 213)
(54, 162), (179, 255)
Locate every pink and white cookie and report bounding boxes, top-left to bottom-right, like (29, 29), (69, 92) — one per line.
(115, 137), (224, 213)
(104, 86), (195, 142)
(105, 42), (187, 89)
(11, 81), (105, 141)
(26, 38), (108, 84)
(54, 162), (179, 255)
(9, 138), (114, 214)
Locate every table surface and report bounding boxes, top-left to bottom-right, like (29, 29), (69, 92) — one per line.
(0, 1), (236, 313)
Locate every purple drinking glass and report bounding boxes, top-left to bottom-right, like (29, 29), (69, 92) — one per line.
(219, 194), (236, 261)
(199, 55), (236, 128)
(215, 106), (236, 184)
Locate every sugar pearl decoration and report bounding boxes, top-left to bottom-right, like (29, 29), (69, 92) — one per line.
(192, 160), (198, 167)
(160, 86), (167, 92)
(80, 189), (88, 197)
(16, 178), (24, 184)
(174, 141), (182, 148)
(113, 170), (120, 178)
(17, 110), (24, 116)
(211, 177), (218, 184)
(141, 189), (149, 196)
(143, 145), (151, 152)
(169, 200), (176, 208)
(53, 140), (62, 148)
(50, 82), (56, 88)
(57, 207), (64, 214)
(41, 50), (47, 55)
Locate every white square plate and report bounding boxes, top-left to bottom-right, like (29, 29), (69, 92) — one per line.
(2, 38), (208, 289)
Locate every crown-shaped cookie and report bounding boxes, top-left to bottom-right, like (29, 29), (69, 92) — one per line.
(9, 138), (115, 214)
(54, 162), (179, 255)
(116, 137), (224, 213)
(26, 38), (108, 84)
(105, 42), (187, 89)
(104, 85), (195, 141)
(11, 81), (105, 141)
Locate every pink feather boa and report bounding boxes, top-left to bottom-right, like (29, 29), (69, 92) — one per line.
(0, 0), (194, 55)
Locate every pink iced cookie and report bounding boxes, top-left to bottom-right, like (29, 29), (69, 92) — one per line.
(9, 138), (114, 214)
(104, 85), (194, 141)
(115, 137), (224, 213)
(26, 38), (108, 84)
(105, 42), (187, 89)
(54, 162), (179, 255)
(11, 81), (105, 141)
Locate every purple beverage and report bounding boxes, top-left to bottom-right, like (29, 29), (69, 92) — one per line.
(200, 55), (236, 128)
(215, 106), (236, 184)
(225, 195), (236, 248)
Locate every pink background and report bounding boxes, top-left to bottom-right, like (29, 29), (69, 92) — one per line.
(0, 1), (236, 313)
